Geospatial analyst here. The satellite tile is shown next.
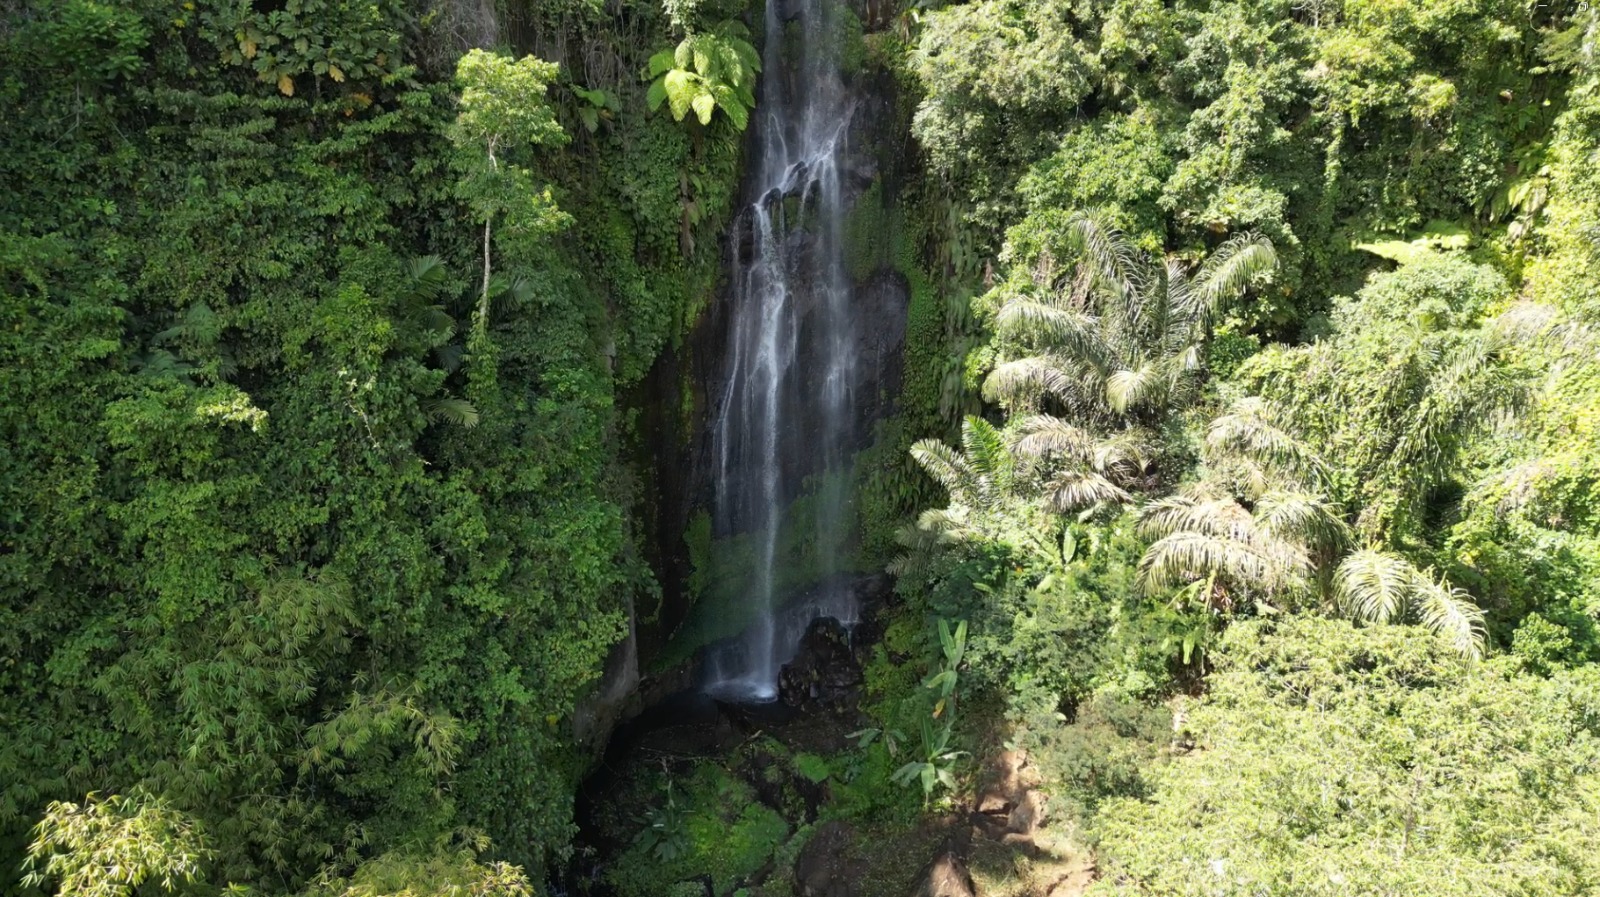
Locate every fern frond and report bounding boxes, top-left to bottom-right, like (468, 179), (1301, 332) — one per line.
(424, 397), (481, 429)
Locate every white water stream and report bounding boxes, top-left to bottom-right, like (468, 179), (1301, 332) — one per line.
(701, 0), (860, 701)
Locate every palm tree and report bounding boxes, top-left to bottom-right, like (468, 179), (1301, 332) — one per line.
(1136, 396), (1488, 656)
(983, 212), (1276, 423)
(1203, 397), (1330, 499)
(1334, 550), (1486, 658)
(892, 415), (1134, 578)
(1136, 485), (1347, 611)
(1006, 414), (1144, 512)
(1366, 327), (1526, 539)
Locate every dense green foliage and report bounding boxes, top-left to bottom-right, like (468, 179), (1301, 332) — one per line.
(11, 0), (1600, 895)
(867, 0), (1600, 894)
(0, 0), (751, 891)
(1095, 619), (1600, 896)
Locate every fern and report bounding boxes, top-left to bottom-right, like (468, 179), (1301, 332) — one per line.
(424, 397), (481, 429)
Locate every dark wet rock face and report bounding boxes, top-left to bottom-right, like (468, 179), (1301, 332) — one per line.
(776, 573), (888, 712)
(778, 617), (864, 711)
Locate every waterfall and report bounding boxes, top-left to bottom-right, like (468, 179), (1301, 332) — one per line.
(701, 0), (862, 702)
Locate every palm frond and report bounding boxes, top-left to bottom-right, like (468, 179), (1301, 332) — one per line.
(910, 438), (976, 504)
(1138, 530), (1306, 597)
(1065, 211), (1146, 313)
(995, 299), (1104, 363)
(1394, 334), (1528, 488)
(1254, 490), (1351, 557)
(1137, 495), (1254, 542)
(1333, 549), (1414, 624)
(423, 397), (481, 428)
(1093, 432), (1154, 485)
(1412, 573), (1486, 659)
(1046, 470), (1133, 513)
(1164, 258), (1194, 326)
(406, 255), (450, 302)
(1106, 364), (1167, 414)
(1010, 415), (1095, 464)
(983, 355), (1083, 408)
(961, 416), (1014, 508)
(1491, 301), (1593, 357)
(1206, 397), (1328, 489)
(1188, 232), (1277, 322)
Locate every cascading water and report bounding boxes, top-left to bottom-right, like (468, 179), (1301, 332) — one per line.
(700, 0), (863, 701)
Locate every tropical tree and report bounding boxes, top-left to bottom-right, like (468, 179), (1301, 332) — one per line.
(646, 20), (760, 131)
(23, 792), (210, 897)
(984, 212), (1276, 424)
(1136, 484), (1347, 611)
(449, 50), (569, 327)
(1239, 255), (1530, 543)
(1333, 550), (1487, 658)
(893, 416), (1023, 567)
(893, 414), (1148, 577)
(1137, 396), (1487, 656)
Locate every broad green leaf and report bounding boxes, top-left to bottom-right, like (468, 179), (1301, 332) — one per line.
(647, 50), (676, 78)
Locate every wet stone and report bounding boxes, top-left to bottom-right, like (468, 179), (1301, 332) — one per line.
(778, 617), (864, 711)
